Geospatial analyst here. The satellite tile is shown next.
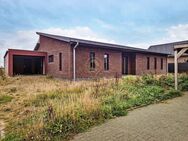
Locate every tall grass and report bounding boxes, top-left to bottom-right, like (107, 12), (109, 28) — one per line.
(0, 68), (6, 81)
(1, 74), (185, 141)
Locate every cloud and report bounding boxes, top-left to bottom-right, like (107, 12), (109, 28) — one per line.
(1, 24), (188, 67)
(165, 24), (188, 41)
(0, 26), (116, 66)
(39, 27), (116, 43)
(94, 19), (117, 31)
(128, 24), (188, 48)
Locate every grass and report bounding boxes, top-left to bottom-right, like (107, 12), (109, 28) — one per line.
(0, 73), (187, 141)
(0, 95), (13, 105)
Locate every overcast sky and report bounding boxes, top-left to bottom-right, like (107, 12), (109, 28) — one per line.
(1, 0), (188, 66)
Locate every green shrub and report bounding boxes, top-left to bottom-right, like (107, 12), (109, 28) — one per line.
(179, 73), (188, 81)
(103, 94), (128, 117)
(111, 103), (128, 116)
(100, 105), (113, 119)
(180, 82), (188, 91)
(125, 85), (165, 107)
(179, 74), (188, 91)
(0, 95), (13, 104)
(162, 89), (182, 100)
(141, 75), (157, 85)
(158, 75), (174, 88)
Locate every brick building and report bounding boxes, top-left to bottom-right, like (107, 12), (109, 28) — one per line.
(4, 32), (168, 80)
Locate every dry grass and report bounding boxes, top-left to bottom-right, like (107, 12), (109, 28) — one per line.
(0, 76), (109, 121)
(0, 74), (183, 141)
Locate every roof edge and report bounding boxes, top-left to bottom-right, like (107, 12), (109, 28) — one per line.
(36, 32), (169, 55)
(149, 40), (188, 48)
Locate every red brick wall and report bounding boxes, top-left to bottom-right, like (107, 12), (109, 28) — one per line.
(135, 53), (167, 75)
(75, 46), (122, 79)
(36, 36), (167, 79)
(37, 36), (73, 79)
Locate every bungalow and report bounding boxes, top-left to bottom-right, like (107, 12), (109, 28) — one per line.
(4, 32), (168, 80)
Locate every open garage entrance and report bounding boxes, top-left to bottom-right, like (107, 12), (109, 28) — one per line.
(4, 49), (47, 76)
(13, 55), (44, 75)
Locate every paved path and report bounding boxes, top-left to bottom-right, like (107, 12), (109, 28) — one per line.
(72, 93), (188, 141)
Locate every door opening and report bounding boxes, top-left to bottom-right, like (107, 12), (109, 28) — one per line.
(13, 55), (44, 75)
(122, 56), (128, 75)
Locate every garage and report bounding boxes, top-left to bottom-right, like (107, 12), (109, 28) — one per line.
(13, 55), (44, 75)
(4, 49), (47, 76)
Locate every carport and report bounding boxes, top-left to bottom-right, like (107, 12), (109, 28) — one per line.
(174, 44), (188, 90)
(4, 49), (47, 76)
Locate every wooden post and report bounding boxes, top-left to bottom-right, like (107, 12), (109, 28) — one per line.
(174, 50), (178, 90)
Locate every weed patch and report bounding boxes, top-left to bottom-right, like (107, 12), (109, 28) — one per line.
(1, 75), (186, 141)
(0, 95), (13, 104)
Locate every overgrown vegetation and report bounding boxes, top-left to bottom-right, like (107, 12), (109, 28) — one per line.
(0, 95), (13, 105)
(0, 68), (6, 81)
(0, 74), (187, 141)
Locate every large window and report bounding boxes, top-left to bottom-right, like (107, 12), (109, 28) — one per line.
(48, 55), (54, 63)
(90, 52), (95, 70)
(161, 58), (163, 70)
(147, 57), (150, 70)
(59, 53), (62, 71)
(104, 53), (109, 71)
(154, 57), (157, 70)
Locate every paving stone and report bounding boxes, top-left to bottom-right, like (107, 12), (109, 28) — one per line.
(72, 93), (188, 141)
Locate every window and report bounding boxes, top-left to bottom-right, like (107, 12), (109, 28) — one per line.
(154, 57), (157, 69)
(59, 53), (62, 71)
(161, 58), (163, 70)
(147, 57), (150, 70)
(90, 52), (95, 70)
(48, 55), (54, 63)
(104, 53), (109, 71)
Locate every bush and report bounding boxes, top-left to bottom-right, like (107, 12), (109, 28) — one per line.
(179, 74), (188, 91)
(158, 75), (174, 88)
(141, 75), (157, 85)
(162, 89), (182, 100)
(180, 82), (188, 91)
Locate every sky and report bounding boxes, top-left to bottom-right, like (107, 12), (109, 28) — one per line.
(1, 0), (188, 66)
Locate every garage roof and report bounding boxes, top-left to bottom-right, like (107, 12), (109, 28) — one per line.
(149, 40), (188, 55)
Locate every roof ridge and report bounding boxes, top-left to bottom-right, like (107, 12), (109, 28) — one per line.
(36, 32), (143, 49)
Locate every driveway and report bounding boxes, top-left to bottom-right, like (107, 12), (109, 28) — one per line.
(72, 93), (188, 141)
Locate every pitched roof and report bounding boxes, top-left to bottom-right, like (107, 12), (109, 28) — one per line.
(35, 32), (169, 55)
(148, 40), (188, 55)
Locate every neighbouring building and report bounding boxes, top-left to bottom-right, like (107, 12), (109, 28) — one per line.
(4, 32), (168, 80)
(149, 40), (188, 73)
